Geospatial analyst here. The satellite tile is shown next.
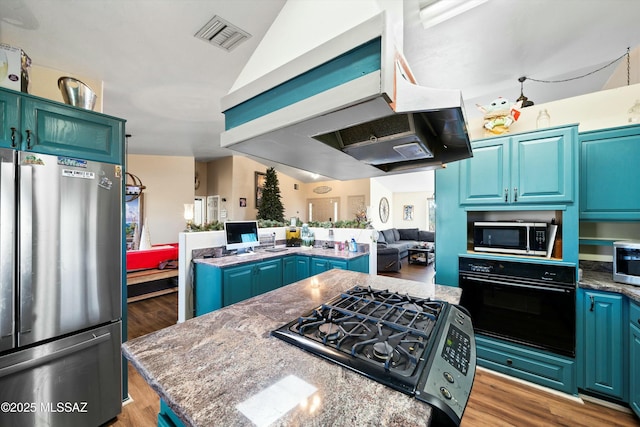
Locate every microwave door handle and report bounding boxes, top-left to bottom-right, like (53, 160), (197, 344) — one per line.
(463, 275), (570, 293)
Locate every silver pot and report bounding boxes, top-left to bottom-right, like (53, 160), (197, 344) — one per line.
(57, 76), (96, 110)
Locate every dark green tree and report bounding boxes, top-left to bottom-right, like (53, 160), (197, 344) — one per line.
(257, 167), (285, 222)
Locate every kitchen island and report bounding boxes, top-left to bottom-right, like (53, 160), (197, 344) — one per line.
(122, 269), (462, 427)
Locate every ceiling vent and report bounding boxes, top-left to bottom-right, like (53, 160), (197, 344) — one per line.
(195, 15), (251, 52)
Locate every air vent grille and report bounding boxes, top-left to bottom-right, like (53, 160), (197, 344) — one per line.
(337, 114), (413, 146)
(195, 15), (251, 52)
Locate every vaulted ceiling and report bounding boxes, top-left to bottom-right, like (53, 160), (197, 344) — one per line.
(2, 0), (639, 182)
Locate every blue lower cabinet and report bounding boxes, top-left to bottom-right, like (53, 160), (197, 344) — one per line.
(222, 264), (254, 306)
(252, 259), (283, 295)
(310, 257), (348, 275)
(283, 255), (310, 285)
(630, 301), (640, 417)
(193, 263), (223, 317)
(296, 256), (311, 280)
(282, 256), (297, 285)
(194, 254), (369, 316)
(348, 255), (369, 273)
(476, 335), (576, 394)
(158, 400), (184, 427)
(579, 289), (626, 401)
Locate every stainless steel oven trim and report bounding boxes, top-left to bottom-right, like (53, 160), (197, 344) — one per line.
(460, 275), (572, 293)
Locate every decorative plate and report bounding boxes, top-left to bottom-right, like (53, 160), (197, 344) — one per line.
(379, 197), (389, 223)
(313, 185), (332, 194)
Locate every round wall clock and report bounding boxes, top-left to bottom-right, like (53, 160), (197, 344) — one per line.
(379, 197), (389, 223)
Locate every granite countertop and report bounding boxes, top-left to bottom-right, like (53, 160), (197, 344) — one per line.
(579, 269), (640, 304)
(194, 246), (369, 268)
(122, 270), (462, 427)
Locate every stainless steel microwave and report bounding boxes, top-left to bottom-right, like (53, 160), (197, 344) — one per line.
(473, 221), (548, 256)
(613, 241), (640, 286)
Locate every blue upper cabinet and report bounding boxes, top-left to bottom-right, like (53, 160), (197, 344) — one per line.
(0, 89), (20, 149)
(0, 87), (124, 164)
(579, 124), (640, 221)
(460, 126), (576, 206)
(459, 136), (510, 205)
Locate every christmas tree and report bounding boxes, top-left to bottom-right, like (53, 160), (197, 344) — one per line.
(257, 167), (285, 222)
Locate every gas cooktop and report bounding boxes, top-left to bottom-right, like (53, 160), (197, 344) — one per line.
(271, 286), (476, 427)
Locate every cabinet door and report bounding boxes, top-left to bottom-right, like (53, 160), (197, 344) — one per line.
(21, 98), (123, 164)
(222, 265), (254, 306)
(348, 255), (369, 273)
(630, 322), (640, 418)
(310, 258), (330, 275)
(194, 264), (223, 317)
(328, 259), (348, 270)
(0, 89), (20, 149)
(511, 128), (574, 204)
(583, 290), (625, 399)
(295, 256), (310, 281)
(253, 259), (282, 296)
(459, 137), (510, 205)
(282, 256), (297, 286)
(580, 128), (640, 220)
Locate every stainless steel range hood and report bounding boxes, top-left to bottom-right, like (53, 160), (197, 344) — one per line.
(311, 99), (470, 174)
(220, 13), (472, 180)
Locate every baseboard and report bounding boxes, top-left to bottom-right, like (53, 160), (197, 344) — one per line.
(579, 393), (633, 414)
(122, 394), (135, 406)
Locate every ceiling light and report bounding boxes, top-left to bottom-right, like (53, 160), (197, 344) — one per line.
(194, 15), (251, 52)
(419, 0), (488, 30)
(516, 76), (534, 108)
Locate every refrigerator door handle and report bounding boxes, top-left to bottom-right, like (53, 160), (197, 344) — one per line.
(19, 164), (33, 335)
(0, 331), (112, 379)
(1, 158), (15, 344)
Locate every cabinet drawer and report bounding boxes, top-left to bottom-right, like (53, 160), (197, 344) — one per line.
(476, 335), (576, 394)
(631, 300), (640, 328)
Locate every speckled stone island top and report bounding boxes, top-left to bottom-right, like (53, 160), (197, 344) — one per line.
(579, 262), (640, 304)
(122, 270), (462, 427)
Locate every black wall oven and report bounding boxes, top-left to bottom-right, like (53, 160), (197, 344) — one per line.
(459, 257), (576, 357)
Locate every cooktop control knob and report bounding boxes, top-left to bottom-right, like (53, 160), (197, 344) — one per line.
(440, 387), (452, 400)
(443, 372), (455, 383)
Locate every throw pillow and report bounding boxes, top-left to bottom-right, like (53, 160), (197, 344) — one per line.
(377, 231), (386, 244)
(393, 228), (400, 242)
(418, 230), (435, 242)
(382, 229), (396, 243)
(398, 228), (419, 241)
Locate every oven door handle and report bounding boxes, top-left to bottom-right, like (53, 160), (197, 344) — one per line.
(461, 275), (572, 293)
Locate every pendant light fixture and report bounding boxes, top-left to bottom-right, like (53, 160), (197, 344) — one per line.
(516, 76), (534, 107)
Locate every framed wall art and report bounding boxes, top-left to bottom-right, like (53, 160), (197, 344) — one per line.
(403, 204), (414, 221)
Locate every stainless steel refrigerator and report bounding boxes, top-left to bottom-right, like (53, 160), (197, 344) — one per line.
(0, 148), (122, 426)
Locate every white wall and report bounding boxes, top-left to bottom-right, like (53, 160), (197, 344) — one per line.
(468, 82), (640, 140)
(127, 154), (194, 244)
(231, 0), (387, 91)
(369, 177), (394, 230)
(393, 192), (429, 230)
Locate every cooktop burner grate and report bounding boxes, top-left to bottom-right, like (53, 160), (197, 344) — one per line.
(271, 285), (476, 427)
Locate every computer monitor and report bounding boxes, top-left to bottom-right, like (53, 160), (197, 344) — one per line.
(224, 221), (259, 253)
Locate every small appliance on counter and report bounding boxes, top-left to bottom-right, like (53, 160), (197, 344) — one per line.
(613, 241), (640, 286)
(272, 286), (476, 427)
(286, 226), (301, 247)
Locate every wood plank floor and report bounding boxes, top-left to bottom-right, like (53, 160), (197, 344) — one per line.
(107, 262), (640, 426)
